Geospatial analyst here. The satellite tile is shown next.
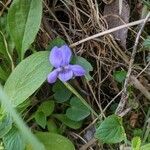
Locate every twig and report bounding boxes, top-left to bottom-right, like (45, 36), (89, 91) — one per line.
(70, 18), (150, 48)
(115, 12), (150, 115)
(130, 76), (150, 101)
(103, 90), (123, 112)
(0, 0), (11, 16)
(80, 138), (97, 150)
(136, 61), (150, 78)
(119, 107), (132, 117)
(70, 132), (94, 150)
(119, 0), (123, 15)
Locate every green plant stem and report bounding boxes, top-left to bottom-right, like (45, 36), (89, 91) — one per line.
(64, 82), (99, 117)
(0, 31), (14, 70)
(0, 85), (45, 150)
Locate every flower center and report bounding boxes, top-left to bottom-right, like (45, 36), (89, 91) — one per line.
(64, 65), (70, 70)
(58, 65), (70, 72)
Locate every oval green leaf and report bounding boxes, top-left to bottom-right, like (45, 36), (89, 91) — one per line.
(38, 101), (55, 117)
(54, 114), (82, 129)
(47, 119), (58, 133)
(4, 51), (52, 106)
(8, 0), (42, 59)
(35, 111), (47, 129)
(66, 97), (90, 121)
(35, 132), (75, 150)
(95, 115), (126, 143)
(53, 81), (72, 103)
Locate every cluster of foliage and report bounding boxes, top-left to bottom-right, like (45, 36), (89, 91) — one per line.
(0, 0), (150, 150)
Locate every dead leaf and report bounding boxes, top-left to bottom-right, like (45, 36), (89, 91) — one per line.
(103, 0), (130, 48)
(129, 112), (139, 127)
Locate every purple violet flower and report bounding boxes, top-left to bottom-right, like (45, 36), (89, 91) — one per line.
(47, 45), (86, 83)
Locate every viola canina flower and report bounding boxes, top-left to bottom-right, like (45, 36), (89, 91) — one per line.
(47, 45), (86, 83)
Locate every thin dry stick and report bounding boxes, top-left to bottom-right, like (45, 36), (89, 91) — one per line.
(136, 61), (150, 78)
(80, 138), (97, 150)
(0, 0), (11, 16)
(115, 12), (150, 115)
(130, 76), (150, 101)
(119, 107), (132, 117)
(103, 90), (123, 112)
(70, 18), (150, 48)
(71, 132), (94, 150)
(87, 81), (106, 118)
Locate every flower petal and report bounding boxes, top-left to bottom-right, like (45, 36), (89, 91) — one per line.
(70, 65), (86, 76)
(60, 45), (72, 65)
(47, 69), (58, 83)
(49, 46), (63, 68)
(58, 70), (73, 82)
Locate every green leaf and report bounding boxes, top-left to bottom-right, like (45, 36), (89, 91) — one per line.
(48, 37), (66, 50)
(54, 114), (82, 129)
(0, 115), (12, 138)
(47, 119), (58, 133)
(66, 97), (90, 121)
(143, 36), (150, 48)
(35, 111), (47, 129)
(3, 127), (25, 150)
(95, 114), (126, 143)
(141, 143), (150, 150)
(35, 132), (75, 150)
(53, 81), (72, 103)
(38, 101), (55, 116)
(0, 31), (6, 56)
(0, 66), (8, 81)
(35, 101), (55, 129)
(0, 14), (7, 30)
(0, 86), (45, 150)
(131, 136), (141, 150)
(113, 70), (127, 83)
(0, 14), (14, 55)
(17, 99), (31, 114)
(71, 56), (93, 80)
(8, 0), (42, 59)
(4, 51), (52, 106)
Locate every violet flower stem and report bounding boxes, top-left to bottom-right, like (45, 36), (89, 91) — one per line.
(64, 82), (99, 118)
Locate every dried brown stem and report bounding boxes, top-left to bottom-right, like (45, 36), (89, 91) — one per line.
(130, 76), (150, 101)
(115, 12), (150, 115)
(70, 18), (150, 48)
(80, 138), (97, 150)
